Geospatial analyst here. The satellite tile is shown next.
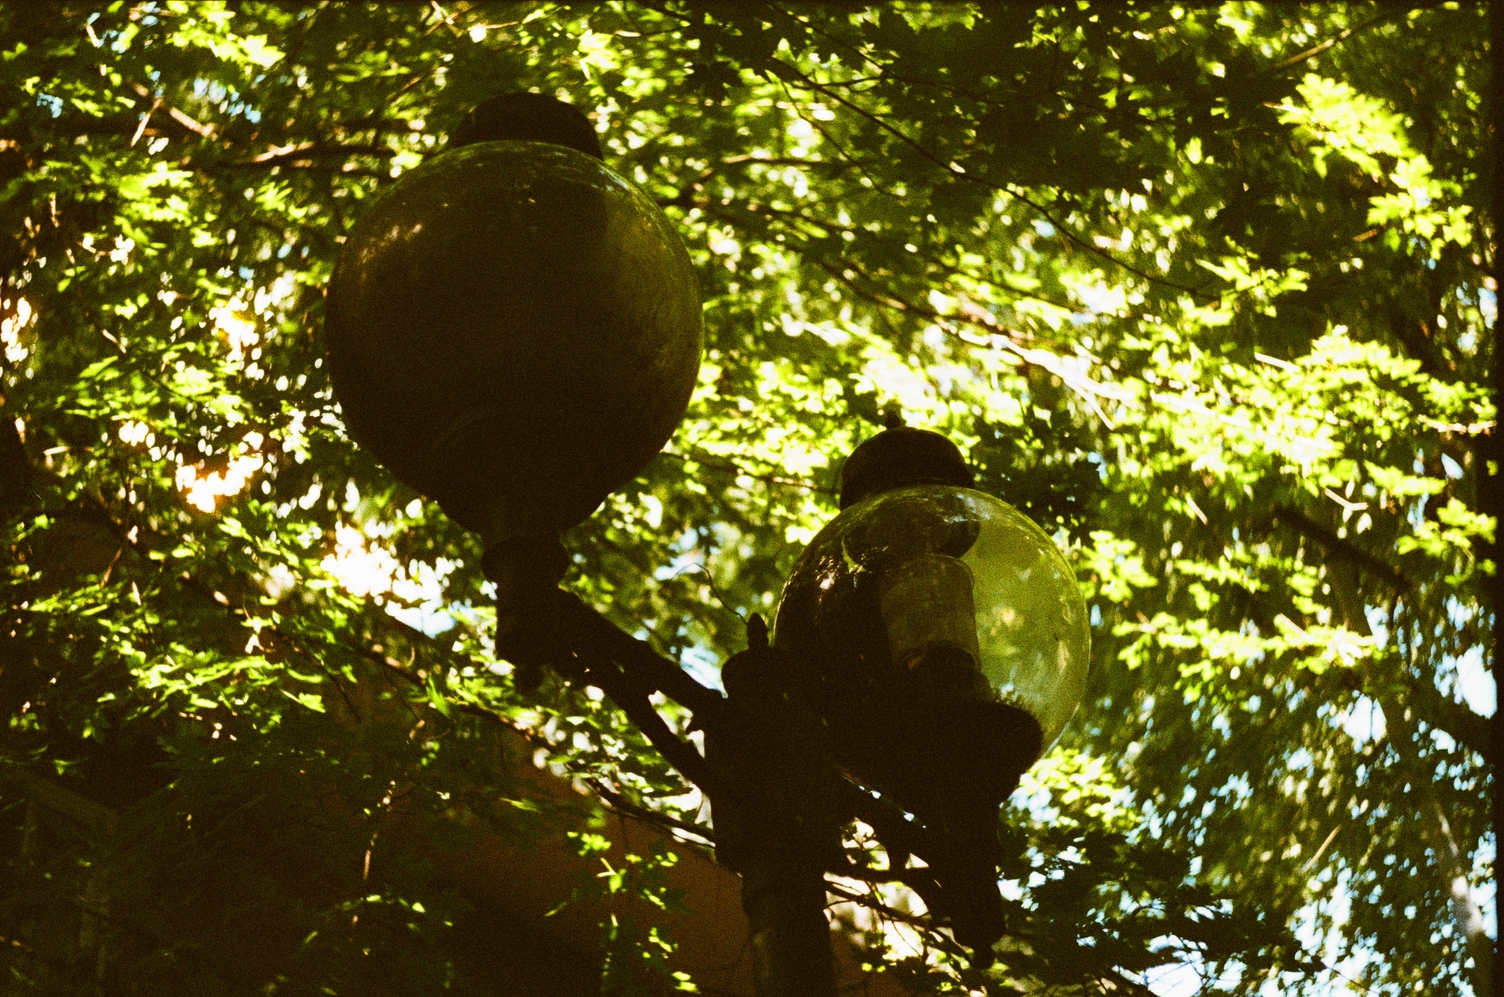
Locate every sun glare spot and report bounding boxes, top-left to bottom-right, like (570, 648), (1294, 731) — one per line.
(211, 299), (258, 361)
(109, 236), (135, 264)
(2, 297), (35, 363)
(175, 433), (265, 512)
(323, 523), (400, 598)
(118, 420), (154, 446)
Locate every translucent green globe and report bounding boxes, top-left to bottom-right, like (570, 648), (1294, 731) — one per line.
(771, 485), (1090, 810)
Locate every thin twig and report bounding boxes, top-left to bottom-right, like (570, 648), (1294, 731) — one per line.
(768, 59), (1213, 301)
(591, 779), (716, 843)
(663, 449), (832, 494)
(718, 198), (1100, 318)
(130, 97), (161, 147)
(1270, 9), (1405, 73)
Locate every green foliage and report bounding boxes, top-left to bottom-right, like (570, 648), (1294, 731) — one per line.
(559, 830), (697, 995)
(0, 2), (1491, 995)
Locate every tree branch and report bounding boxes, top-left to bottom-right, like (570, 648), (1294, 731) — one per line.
(5, 768), (116, 836)
(240, 141), (396, 165)
(717, 198), (1103, 318)
(130, 83), (216, 139)
(1269, 8), (1411, 73)
(0, 402), (30, 522)
(663, 448), (832, 494)
(1271, 505), (1411, 593)
(1406, 677), (1490, 759)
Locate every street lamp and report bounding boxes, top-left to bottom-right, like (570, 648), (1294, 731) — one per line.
(326, 94), (1090, 996)
(325, 92), (703, 685)
(771, 417), (1090, 955)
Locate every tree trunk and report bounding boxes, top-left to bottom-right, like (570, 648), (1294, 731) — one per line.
(1329, 563), (1491, 995)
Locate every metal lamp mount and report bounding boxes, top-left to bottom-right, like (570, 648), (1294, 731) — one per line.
(326, 96), (1051, 996)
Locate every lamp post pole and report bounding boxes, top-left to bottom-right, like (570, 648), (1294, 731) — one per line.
(528, 588), (846, 996)
(326, 94), (1090, 997)
(542, 563), (992, 997)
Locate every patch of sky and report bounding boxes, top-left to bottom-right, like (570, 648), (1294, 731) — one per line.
(1364, 604), (1388, 646)
(1074, 282), (1125, 315)
(1334, 695), (1386, 745)
(1143, 939), (1239, 996)
(1446, 596), (1475, 627)
(1452, 644), (1495, 717)
(1274, 875), (1372, 995)
(1012, 777), (1060, 827)
(386, 600), (458, 637)
(654, 550), (702, 584)
(640, 493), (664, 529)
(1475, 834), (1497, 943)
(1480, 287), (1497, 325)
(1220, 773), (1253, 803)
(677, 643), (723, 692)
(1031, 219), (1056, 238)
(1087, 451), (1108, 481)
(1408, 493), (1429, 529)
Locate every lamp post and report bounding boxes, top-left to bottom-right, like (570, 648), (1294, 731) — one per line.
(326, 94), (1090, 996)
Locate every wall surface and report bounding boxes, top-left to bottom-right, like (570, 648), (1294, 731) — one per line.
(395, 724), (907, 996)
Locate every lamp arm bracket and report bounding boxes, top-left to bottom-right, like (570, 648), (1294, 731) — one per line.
(552, 589), (724, 795)
(545, 590), (961, 896)
(609, 681), (718, 794)
(555, 590), (726, 717)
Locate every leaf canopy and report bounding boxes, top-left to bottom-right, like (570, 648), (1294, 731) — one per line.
(0, 3), (1492, 995)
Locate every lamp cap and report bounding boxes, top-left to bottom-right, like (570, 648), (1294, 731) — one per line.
(838, 412), (974, 509)
(451, 92), (604, 159)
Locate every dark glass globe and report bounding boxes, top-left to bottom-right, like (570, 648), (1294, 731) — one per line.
(325, 139), (702, 547)
(771, 485), (1090, 814)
